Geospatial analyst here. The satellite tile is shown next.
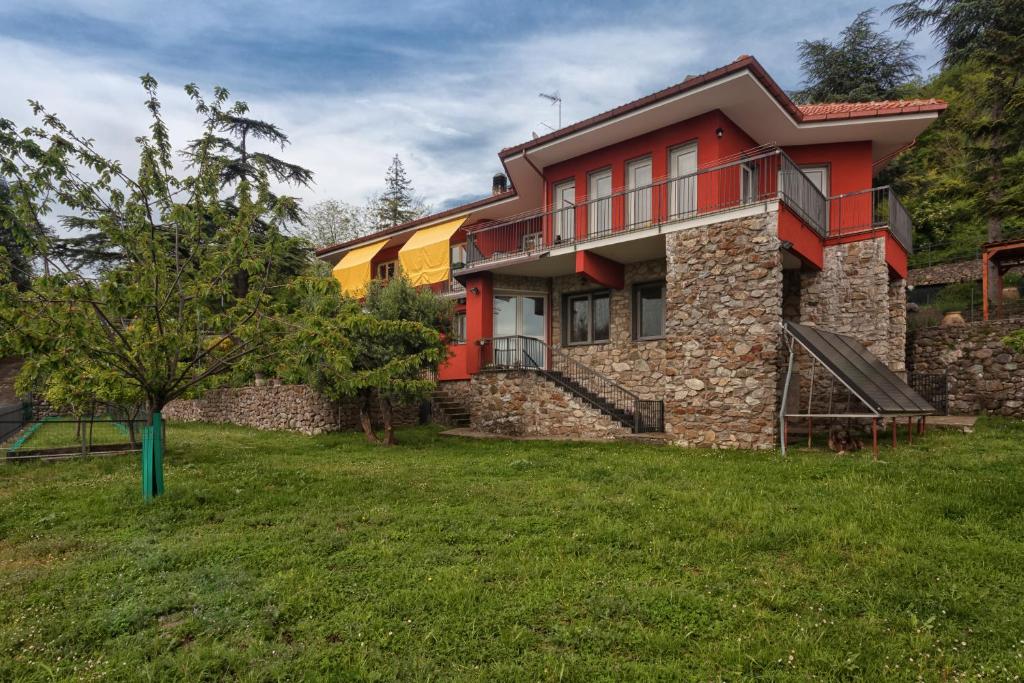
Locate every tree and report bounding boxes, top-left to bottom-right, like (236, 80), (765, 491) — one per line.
(887, 0), (1024, 300)
(795, 9), (921, 103)
(0, 179), (39, 290)
(0, 75), (297, 498)
(365, 154), (428, 230)
(280, 275), (451, 445)
(298, 199), (369, 249)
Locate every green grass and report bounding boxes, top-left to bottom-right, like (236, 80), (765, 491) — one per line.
(14, 420), (130, 451)
(2, 420), (1024, 681)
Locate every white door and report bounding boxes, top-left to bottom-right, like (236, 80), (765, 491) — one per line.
(800, 165), (829, 196)
(626, 157), (653, 228)
(493, 294), (547, 368)
(669, 143), (697, 218)
(588, 169), (613, 237)
(552, 180), (576, 244)
(799, 164), (829, 231)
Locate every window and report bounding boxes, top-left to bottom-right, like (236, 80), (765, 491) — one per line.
(740, 162), (760, 204)
(451, 312), (466, 344)
(626, 156), (653, 227)
(565, 291), (611, 345)
(668, 143), (697, 218)
(633, 282), (665, 340)
(552, 180), (576, 243)
(588, 169), (612, 237)
(450, 243), (467, 268)
(376, 260), (397, 281)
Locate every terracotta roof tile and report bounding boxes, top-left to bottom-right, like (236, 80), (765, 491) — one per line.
(797, 99), (947, 118)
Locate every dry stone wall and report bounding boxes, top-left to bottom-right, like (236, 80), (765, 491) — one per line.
(468, 370), (631, 439)
(909, 260), (979, 287)
(909, 319), (1024, 417)
(164, 384), (419, 435)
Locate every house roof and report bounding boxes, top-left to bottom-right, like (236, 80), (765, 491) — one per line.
(317, 55), (947, 260)
(797, 99), (947, 120)
(498, 55), (946, 158)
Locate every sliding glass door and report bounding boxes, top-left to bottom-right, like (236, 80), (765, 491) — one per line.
(493, 293), (547, 368)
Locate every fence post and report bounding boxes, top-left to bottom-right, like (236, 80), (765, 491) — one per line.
(141, 411), (166, 501)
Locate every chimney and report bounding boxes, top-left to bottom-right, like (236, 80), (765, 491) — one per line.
(492, 172), (508, 195)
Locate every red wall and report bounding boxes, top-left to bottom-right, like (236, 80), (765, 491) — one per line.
(543, 110), (757, 219)
(783, 141), (874, 237)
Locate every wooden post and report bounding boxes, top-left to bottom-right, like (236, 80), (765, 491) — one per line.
(872, 419), (880, 462)
(892, 417), (897, 448)
(907, 416), (913, 445)
(807, 417), (813, 448)
(920, 416), (927, 435)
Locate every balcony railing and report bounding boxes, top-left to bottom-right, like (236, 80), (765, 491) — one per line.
(462, 148), (827, 270)
(828, 186), (913, 252)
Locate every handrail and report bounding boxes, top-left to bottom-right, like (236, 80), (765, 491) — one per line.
(461, 147), (828, 270)
(481, 335), (665, 432)
(828, 185), (914, 253)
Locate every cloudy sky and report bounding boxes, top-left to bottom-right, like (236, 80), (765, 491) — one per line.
(1, 0), (941, 212)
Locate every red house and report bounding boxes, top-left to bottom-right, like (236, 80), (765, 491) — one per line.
(317, 55), (946, 448)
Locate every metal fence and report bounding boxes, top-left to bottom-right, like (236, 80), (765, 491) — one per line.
(909, 373), (949, 415)
(4, 412), (147, 462)
(0, 402), (30, 444)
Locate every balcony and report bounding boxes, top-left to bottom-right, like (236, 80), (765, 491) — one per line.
(828, 186), (913, 252)
(460, 147), (828, 272)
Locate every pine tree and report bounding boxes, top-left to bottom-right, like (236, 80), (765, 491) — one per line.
(366, 154), (428, 230)
(795, 10), (921, 103)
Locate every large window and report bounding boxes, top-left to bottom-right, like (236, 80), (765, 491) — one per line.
(633, 282), (665, 340)
(565, 291), (610, 345)
(450, 243), (467, 269)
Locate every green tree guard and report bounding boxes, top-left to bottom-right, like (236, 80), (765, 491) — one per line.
(141, 411), (165, 501)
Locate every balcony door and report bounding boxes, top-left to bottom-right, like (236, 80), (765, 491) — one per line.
(626, 157), (653, 228)
(669, 143), (698, 219)
(800, 164), (830, 231)
(552, 180), (576, 244)
(588, 169), (613, 237)
(493, 293), (547, 368)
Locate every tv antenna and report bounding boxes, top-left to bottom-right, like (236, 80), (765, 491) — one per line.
(539, 91), (562, 129)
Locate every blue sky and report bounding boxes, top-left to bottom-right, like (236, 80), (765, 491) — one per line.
(0, 0), (941, 211)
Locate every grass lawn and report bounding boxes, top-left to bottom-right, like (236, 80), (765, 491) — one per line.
(1, 420), (1023, 680)
(11, 420), (132, 452)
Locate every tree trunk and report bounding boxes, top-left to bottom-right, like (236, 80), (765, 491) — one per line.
(379, 395), (397, 446)
(357, 390), (378, 443)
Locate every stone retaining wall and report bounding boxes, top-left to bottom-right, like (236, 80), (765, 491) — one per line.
(468, 370), (631, 439)
(909, 260), (979, 287)
(909, 319), (1024, 417)
(163, 384), (420, 435)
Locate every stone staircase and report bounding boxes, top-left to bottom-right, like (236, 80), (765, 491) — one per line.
(543, 369), (636, 429)
(431, 388), (471, 427)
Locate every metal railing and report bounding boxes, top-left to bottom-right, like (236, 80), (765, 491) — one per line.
(429, 277), (465, 297)
(908, 373), (948, 415)
(829, 186), (914, 252)
(482, 335), (665, 433)
(0, 401), (30, 444)
(463, 148), (828, 270)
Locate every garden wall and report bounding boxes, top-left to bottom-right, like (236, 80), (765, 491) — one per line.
(909, 319), (1024, 417)
(163, 384), (420, 436)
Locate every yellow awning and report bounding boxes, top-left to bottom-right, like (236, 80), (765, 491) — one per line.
(331, 239), (388, 296)
(398, 217), (467, 286)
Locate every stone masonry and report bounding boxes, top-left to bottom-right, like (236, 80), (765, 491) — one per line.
(800, 237), (906, 371)
(164, 383), (419, 435)
(909, 319), (1024, 418)
(468, 370), (631, 439)
(909, 259), (980, 287)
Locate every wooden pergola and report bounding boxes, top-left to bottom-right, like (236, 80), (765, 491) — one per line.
(982, 238), (1024, 320)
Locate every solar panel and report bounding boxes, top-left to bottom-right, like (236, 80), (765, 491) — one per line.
(785, 322), (935, 415)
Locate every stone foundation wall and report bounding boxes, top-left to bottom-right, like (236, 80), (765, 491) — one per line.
(661, 213), (784, 449)
(468, 370), (631, 439)
(163, 384), (420, 435)
(909, 319), (1024, 417)
(800, 237), (905, 370)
